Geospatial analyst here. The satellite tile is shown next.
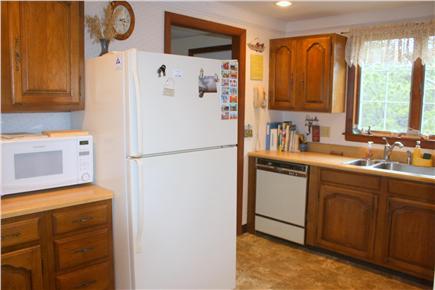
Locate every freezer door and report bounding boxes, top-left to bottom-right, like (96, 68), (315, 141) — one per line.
(127, 50), (238, 156)
(128, 146), (237, 289)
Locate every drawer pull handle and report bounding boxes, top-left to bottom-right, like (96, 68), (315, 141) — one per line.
(15, 38), (21, 71)
(1, 232), (21, 240)
(73, 216), (93, 224)
(73, 247), (94, 254)
(73, 279), (96, 289)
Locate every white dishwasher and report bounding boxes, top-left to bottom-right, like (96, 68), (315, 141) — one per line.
(255, 158), (308, 245)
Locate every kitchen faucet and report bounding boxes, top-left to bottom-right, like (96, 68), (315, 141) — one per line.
(382, 137), (404, 162)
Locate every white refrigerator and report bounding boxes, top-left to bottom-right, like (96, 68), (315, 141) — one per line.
(75, 49), (237, 289)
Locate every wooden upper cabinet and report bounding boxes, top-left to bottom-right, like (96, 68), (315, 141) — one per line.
(1, 1), (84, 112)
(269, 39), (297, 110)
(269, 34), (346, 112)
(298, 37), (331, 111)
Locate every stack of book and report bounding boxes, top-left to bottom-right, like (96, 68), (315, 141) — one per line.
(265, 122), (299, 152)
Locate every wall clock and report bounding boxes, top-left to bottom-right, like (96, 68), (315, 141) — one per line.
(111, 1), (135, 40)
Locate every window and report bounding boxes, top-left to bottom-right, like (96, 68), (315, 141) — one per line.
(359, 38), (414, 133)
(421, 36), (435, 136)
(345, 21), (435, 148)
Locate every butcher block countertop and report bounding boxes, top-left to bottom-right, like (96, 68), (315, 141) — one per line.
(249, 151), (435, 184)
(1, 184), (113, 219)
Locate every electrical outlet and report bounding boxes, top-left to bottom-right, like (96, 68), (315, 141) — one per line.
(320, 126), (330, 137)
(244, 125), (253, 138)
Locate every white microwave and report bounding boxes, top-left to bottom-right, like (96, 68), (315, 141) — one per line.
(1, 135), (93, 196)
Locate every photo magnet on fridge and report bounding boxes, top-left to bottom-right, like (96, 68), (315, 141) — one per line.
(198, 68), (219, 98)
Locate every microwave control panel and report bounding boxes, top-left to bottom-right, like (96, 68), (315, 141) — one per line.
(77, 136), (94, 183)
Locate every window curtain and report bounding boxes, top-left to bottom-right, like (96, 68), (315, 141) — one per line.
(345, 20), (435, 66)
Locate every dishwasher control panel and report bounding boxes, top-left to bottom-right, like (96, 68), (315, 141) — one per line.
(256, 158), (308, 177)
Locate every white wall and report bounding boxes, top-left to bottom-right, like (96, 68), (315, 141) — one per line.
(172, 34), (232, 56)
(1, 113), (71, 133)
(275, 3), (435, 154)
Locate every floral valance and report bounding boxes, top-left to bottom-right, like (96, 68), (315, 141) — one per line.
(345, 20), (435, 66)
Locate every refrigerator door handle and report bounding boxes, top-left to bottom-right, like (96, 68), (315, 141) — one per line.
(131, 158), (145, 253)
(132, 63), (143, 157)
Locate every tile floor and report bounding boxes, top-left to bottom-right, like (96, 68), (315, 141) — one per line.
(236, 234), (431, 290)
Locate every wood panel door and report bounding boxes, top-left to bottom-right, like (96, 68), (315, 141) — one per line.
(269, 39), (297, 110)
(298, 36), (331, 111)
(316, 185), (378, 259)
(382, 197), (435, 278)
(2, 1), (84, 112)
(1, 246), (44, 290)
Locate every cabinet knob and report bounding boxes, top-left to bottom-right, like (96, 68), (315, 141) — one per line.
(73, 279), (96, 289)
(73, 247), (94, 254)
(1, 232), (21, 240)
(73, 216), (93, 223)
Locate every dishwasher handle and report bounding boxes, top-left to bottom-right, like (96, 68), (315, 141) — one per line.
(256, 164), (307, 177)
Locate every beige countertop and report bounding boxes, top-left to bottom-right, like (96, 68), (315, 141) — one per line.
(1, 184), (113, 219)
(249, 151), (435, 184)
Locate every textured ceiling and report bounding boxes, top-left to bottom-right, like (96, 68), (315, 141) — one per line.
(226, 1), (432, 22)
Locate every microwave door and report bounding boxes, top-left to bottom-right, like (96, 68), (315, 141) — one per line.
(1, 139), (79, 195)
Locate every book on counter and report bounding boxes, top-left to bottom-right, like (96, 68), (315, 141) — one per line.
(265, 121), (299, 152)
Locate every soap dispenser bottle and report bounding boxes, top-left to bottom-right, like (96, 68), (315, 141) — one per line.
(366, 141), (374, 162)
(412, 141), (422, 166)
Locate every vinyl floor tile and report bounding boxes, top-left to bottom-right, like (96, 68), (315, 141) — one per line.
(236, 234), (431, 290)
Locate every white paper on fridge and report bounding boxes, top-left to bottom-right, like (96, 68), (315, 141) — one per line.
(270, 129), (278, 151)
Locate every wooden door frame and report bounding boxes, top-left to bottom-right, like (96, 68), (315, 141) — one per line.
(164, 11), (246, 235)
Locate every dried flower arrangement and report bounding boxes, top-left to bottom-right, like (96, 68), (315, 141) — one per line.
(85, 3), (121, 55)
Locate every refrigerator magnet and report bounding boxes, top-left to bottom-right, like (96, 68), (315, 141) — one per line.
(172, 68), (183, 78)
(163, 78), (175, 97)
(230, 111), (238, 120)
(198, 69), (219, 98)
(115, 56), (123, 70)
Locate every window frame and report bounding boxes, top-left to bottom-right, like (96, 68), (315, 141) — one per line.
(345, 58), (435, 149)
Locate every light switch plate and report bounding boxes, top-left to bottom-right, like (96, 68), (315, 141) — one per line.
(320, 126), (330, 137)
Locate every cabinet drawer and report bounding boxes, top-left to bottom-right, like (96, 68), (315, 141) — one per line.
(56, 261), (112, 290)
(1, 217), (40, 248)
(320, 169), (381, 191)
(54, 229), (110, 271)
(52, 202), (110, 235)
(388, 179), (435, 202)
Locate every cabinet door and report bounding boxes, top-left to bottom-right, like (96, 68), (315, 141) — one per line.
(298, 36), (331, 111)
(316, 185), (378, 259)
(1, 246), (44, 290)
(269, 39), (296, 110)
(3, 1), (83, 112)
(382, 197), (435, 279)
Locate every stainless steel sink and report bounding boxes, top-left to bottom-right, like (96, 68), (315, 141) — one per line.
(344, 159), (435, 177)
(372, 162), (435, 176)
(344, 159), (383, 166)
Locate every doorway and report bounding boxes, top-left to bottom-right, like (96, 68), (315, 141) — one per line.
(171, 26), (233, 59)
(164, 12), (246, 235)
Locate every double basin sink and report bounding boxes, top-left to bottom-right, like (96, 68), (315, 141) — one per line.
(344, 159), (435, 177)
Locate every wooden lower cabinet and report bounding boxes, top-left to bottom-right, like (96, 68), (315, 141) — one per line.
(316, 185), (377, 259)
(382, 197), (435, 278)
(307, 167), (435, 280)
(56, 261), (112, 290)
(1, 200), (114, 290)
(1, 246), (44, 290)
